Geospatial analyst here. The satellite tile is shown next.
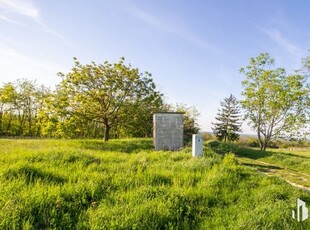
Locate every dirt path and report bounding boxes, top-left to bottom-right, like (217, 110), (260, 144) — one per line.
(237, 157), (310, 193)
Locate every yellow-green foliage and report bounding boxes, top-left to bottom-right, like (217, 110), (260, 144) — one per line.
(0, 139), (309, 229)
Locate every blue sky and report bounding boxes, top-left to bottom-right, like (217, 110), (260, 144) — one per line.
(0, 0), (309, 133)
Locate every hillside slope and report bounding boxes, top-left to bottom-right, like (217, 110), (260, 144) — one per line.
(0, 139), (309, 229)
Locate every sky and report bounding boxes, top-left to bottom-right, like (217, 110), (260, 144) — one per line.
(0, 0), (310, 133)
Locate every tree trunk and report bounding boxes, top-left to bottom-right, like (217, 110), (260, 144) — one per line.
(6, 114), (12, 134)
(257, 127), (264, 151)
(0, 111), (2, 135)
(258, 135), (269, 151)
(262, 135), (271, 151)
(262, 142), (267, 151)
(103, 119), (110, 142)
(28, 116), (32, 136)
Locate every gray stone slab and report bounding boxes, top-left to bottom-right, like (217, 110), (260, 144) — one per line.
(153, 113), (184, 150)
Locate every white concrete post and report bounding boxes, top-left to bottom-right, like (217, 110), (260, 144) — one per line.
(192, 134), (203, 157)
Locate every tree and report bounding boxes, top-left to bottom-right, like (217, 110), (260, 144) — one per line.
(172, 104), (200, 142)
(212, 94), (242, 142)
(56, 57), (163, 141)
(301, 52), (310, 109)
(0, 83), (16, 135)
(240, 53), (309, 150)
(298, 51), (310, 139)
(14, 79), (38, 136)
(115, 98), (163, 138)
(34, 85), (52, 137)
(0, 79), (50, 137)
(0, 83), (17, 135)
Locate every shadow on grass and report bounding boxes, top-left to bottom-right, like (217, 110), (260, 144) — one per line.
(78, 138), (154, 153)
(207, 141), (310, 161)
(4, 165), (66, 184)
(234, 147), (271, 159)
(242, 162), (282, 170)
(207, 141), (270, 160)
(276, 152), (310, 160)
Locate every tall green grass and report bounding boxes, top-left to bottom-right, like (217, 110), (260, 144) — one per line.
(208, 140), (310, 174)
(0, 139), (309, 229)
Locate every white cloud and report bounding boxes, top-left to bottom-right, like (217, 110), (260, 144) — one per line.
(130, 7), (169, 31)
(128, 6), (214, 51)
(0, 0), (66, 43)
(0, 14), (36, 30)
(0, 43), (66, 87)
(262, 28), (303, 58)
(36, 20), (67, 42)
(0, 0), (39, 19)
(0, 14), (20, 24)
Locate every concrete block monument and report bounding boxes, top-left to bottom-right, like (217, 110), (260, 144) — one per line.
(153, 112), (184, 150)
(192, 134), (203, 157)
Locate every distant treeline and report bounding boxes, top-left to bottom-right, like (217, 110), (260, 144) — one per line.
(0, 79), (107, 138)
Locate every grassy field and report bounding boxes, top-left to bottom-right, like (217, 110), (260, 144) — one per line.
(208, 141), (310, 188)
(0, 138), (309, 229)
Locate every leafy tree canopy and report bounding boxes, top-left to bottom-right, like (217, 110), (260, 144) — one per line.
(240, 53), (309, 150)
(56, 57), (163, 141)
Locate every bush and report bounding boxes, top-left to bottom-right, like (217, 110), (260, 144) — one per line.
(202, 132), (215, 141)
